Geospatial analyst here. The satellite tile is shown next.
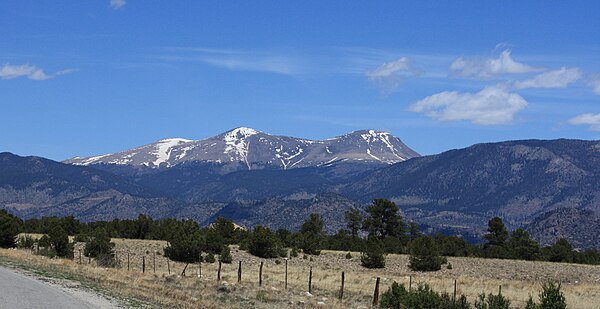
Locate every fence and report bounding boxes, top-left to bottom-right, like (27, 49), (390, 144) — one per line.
(71, 246), (537, 307)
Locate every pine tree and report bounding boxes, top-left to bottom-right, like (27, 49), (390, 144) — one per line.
(344, 208), (363, 238)
(483, 217), (509, 258)
(219, 245), (233, 263)
(48, 226), (73, 258)
(0, 209), (21, 248)
(409, 236), (445, 271)
(361, 236), (386, 268)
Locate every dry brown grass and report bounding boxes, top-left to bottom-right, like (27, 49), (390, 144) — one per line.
(4, 236), (600, 308)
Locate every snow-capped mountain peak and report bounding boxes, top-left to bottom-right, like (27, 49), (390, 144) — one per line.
(65, 128), (420, 169)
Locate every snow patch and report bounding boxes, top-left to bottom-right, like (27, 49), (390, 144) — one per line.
(223, 127), (259, 169)
(152, 138), (192, 167)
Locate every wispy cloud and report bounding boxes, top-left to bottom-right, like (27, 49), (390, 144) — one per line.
(0, 64), (76, 80)
(589, 74), (600, 95)
(514, 67), (582, 89)
(156, 48), (302, 75)
(410, 85), (528, 125)
(450, 50), (543, 79)
(109, 0), (126, 10)
(568, 113), (600, 131)
(366, 57), (422, 94)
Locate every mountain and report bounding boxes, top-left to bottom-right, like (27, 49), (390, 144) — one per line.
(4, 137), (600, 249)
(344, 139), (600, 246)
(525, 207), (600, 249)
(64, 127), (420, 170)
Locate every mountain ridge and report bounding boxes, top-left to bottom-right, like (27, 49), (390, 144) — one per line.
(64, 127), (420, 170)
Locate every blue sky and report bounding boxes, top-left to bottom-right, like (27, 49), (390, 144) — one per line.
(1, 1), (599, 160)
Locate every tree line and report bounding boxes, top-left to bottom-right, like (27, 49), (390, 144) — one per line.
(1, 198), (599, 270)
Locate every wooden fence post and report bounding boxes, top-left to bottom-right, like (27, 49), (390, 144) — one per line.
(308, 267), (313, 294)
(409, 275), (412, 292)
(79, 249), (82, 264)
(339, 271), (345, 299)
(453, 279), (457, 303)
(142, 256), (145, 273)
(198, 253), (202, 277)
(259, 261), (263, 286)
(167, 258), (170, 275)
(237, 261), (242, 283)
(127, 252), (130, 271)
(284, 259), (288, 289)
(499, 285), (502, 295)
(217, 261), (222, 281)
(373, 277), (380, 307)
(115, 251), (118, 268)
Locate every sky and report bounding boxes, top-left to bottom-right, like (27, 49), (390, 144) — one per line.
(1, 1), (599, 160)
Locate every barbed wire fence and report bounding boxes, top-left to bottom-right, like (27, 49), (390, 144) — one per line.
(65, 245), (537, 307)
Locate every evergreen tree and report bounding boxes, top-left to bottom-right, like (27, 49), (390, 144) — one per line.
(538, 282), (566, 309)
(163, 220), (204, 264)
(219, 245), (233, 264)
(483, 217), (509, 258)
(344, 208), (363, 238)
(48, 226), (73, 258)
(361, 236), (386, 268)
(84, 228), (116, 267)
(363, 199), (405, 239)
(508, 228), (540, 261)
(299, 213), (324, 255)
(409, 236), (445, 272)
(546, 238), (573, 263)
(0, 209), (21, 248)
(408, 222), (422, 242)
(248, 225), (284, 258)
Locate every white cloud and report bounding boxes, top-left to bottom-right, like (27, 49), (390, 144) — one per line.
(589, 75), (600, 95)
(156, 48), (302, 75)
(450, 50), (542, 79)
(0, 64), (75, 81)
(110, 0), (126, 9)
(568, 113), (600, 131)
(514, 67), (581, 89)
(410, 85), (528, 125)
(366, 57), (421, 94)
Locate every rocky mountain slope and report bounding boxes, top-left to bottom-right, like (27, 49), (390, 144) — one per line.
(3, 138), (600, 249)
(343, 139), (600, 240)
(64, 127), (420, 170)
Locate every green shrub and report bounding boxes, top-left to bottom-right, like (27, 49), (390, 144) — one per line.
(84, 228), (116, 267)
(380, 282), (409, 309)
(538, 282), (566, 309)
(409, 236), (445, 272)
(345, 252), (352, 259)
(380, 282), (471, 309)
(0, 209), (21, 248)
(219, 245), (232, 264)
(256, 290), (268, 302)
(361, 236), (386, 269)
(38, 235), (51, 248)
(205, 253), (216, 263)
(474, 292), (510, 309)
(525, 296), (538, 309)
(49, 226), (73, 258)
(17, 235), (35, 249)
(248, 226), (284, 258)
(73, 233), (90, 243)
(290, 247), (299, 258)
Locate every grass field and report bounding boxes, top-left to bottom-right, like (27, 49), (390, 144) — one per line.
(3, 235), (600, 308)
